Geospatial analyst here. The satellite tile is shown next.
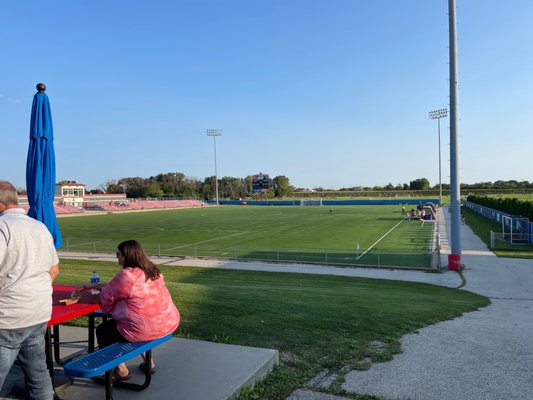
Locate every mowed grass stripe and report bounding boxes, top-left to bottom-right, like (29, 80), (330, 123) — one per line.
(379, 219), (434, 249)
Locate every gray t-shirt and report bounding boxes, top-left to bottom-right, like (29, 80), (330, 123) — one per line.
(0, 208), (59, 329)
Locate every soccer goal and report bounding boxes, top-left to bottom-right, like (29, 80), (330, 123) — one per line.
(501, 215), (530, 245)
(300, 199), (323, 206)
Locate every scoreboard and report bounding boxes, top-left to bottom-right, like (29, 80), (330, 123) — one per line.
(252, 174), (271, 193)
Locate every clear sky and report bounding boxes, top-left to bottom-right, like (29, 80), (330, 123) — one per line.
(2, 1), (532, 191)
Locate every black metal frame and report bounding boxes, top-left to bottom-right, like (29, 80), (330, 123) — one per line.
(91, 350), (154, 400)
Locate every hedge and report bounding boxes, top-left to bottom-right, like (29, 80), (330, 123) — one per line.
(466, 195), (533, 220)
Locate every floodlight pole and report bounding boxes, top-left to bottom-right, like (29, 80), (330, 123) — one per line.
(206, 129), (223, 205)
(448, 0), (462, 267)
(429, 108), (448, 206)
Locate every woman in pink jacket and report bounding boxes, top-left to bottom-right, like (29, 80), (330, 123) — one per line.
(80, 240), (180, 380)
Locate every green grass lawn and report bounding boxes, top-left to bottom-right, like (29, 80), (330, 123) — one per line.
(462, 207), (533, 258)
(58, 206), (435, 268)
(57, 258), (488, 399)
(484, 193), (533, 201)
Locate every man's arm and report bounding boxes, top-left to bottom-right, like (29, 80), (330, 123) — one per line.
(49, 264), (59, 282)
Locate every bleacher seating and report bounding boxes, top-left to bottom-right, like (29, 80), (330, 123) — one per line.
(21, 199), (205, 215)
(54, 204), (83, 214)
(20, 204), (82, 214)
(94, 199), (205, 212)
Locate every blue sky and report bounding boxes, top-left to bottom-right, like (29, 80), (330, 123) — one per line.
(2, 1), (532, 191)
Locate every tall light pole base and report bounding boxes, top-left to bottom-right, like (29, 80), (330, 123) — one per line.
(448, 253), (461, 271)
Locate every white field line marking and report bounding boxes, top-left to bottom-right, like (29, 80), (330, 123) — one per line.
(356, 219), (405, 261)
(68, 240), (109, 248)
(165, 231), (249, 250)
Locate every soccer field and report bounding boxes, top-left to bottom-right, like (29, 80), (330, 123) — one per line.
(58, 205), (436, 268)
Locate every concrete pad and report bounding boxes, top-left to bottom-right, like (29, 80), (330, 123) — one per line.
(5, 326), (278, 400)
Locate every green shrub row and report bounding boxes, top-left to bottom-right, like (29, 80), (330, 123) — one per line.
(466, 195), (533, 220)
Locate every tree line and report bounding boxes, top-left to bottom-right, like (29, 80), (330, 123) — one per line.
(90, 174), (533, 200)
(338, 179), (533, 192)
(96, 173), (295, 200)
(98, 176), (436, 199)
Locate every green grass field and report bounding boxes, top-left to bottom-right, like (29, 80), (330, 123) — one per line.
(56, 258), (488, 399)
(486, 193), (533, 201)
(58, 205), (435, 268)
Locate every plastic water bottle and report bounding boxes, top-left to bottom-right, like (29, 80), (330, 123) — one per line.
(90, 270), (100, 284)
(90, 270), (100, 294)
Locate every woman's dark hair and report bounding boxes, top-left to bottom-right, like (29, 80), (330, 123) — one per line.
(117, 240), (161, 281)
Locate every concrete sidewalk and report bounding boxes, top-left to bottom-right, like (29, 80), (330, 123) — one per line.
(58, 251), (462, 289)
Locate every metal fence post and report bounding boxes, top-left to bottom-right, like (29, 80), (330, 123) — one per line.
(158, 243), (161, 257)
(66, 239), (69, 252)
(194, 244), (197, 258)
(325, 249), (328, 265)
(93, 241), (96, 253)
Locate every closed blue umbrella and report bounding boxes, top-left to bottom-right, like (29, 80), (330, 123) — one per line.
(26, 83), (62, 249)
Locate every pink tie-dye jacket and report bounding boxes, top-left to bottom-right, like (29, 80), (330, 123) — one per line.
(100, 267), (180, 342)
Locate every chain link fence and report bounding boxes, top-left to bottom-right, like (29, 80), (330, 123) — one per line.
(490, 232), (533, 251)
(62, 238), (436, 270)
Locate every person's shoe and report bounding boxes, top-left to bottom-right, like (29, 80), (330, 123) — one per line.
(139, 362), (156, 374)
(113, 369), (132, 381)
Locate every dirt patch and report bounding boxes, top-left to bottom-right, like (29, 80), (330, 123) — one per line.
(366, 340), (388, 354)
(280, 351), (303, 363)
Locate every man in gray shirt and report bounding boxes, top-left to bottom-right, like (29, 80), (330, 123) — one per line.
(0, 180), (59, 400)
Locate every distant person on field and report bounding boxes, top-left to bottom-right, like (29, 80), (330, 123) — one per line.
(0, 180), (59, 400)
(461, 213), (465, 225)
(75, 240), (179, 380)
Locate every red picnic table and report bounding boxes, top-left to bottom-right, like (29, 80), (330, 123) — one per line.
(47, 285), (101, 394)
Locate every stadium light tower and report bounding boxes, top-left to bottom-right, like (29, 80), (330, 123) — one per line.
(206, 129), (223, 205)
(429, 108), (448, 206)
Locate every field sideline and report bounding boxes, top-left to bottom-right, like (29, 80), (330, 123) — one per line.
(58, 205), (435, 268)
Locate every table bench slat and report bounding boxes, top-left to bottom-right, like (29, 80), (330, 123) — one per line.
(64, 333), (173, 378)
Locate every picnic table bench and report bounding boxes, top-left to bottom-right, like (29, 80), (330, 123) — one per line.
(63, 333), (173, 400)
